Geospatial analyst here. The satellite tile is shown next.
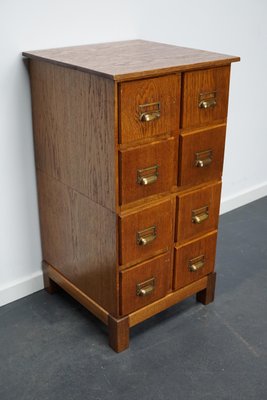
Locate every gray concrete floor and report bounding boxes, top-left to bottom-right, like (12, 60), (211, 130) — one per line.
(1, 197), (267, 400)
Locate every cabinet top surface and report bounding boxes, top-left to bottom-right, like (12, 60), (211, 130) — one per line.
(23, 39), (240, 81)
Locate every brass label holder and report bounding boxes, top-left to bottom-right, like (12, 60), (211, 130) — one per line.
(137, 165), (159, 186)
(136, 277), (155, 296)
(195, 149), (213, 168)
(199, 91), (217, 109)
(136, 225), (157, 246)
(192, 206), (209, 224)
(139, 101), (161, 122)
(189, 255), (205, 272)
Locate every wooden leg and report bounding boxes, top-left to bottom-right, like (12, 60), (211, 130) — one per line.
(42, 261), (58, 294)
(196, 272), (216, 305)
(108, 315), (129, 352)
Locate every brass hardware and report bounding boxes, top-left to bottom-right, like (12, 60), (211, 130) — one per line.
(139, 101), (161, 122)
(199, 91), (217, 109)
(137, 226), (157, 246)
(189, 255), (205, 272)
(141, 112), (160, 122)
(137, 165), (159, 186)
(195, 149), (213, 168)
(192, 206), (209, 224)
(136, 277), (155, 296)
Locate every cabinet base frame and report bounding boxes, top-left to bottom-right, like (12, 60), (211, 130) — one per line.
(44, 262), (109, 325)
(43, 262), (216, 352)
(196, 272), (217, 305)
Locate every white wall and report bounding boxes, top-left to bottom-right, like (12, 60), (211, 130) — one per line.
(0, 0), (266, 306)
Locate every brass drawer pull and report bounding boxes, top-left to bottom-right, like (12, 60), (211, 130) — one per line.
(192, 206), (209, 224)
(189, 255), (205, 272)
(137, 165), (159, 186)
(136, 277), (155, 296)
(140, 111), (160, 122)
(139, 101), (161, 122)
(199, 91), (217, 109)
(195, 150), (213, 168)
(137, 226), (157, 246)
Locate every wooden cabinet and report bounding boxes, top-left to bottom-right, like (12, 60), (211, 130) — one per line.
(23, 40), (239, 352)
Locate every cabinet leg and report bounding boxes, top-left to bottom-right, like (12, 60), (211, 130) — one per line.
(108, 315), (129, 352)
(42, 261), (58, 294)
(196, 272), (216, 305)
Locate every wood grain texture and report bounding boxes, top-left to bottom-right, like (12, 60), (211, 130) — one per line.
(174, 231), (217, 290)
(196, 272), (217, 305)
(119, 74), (180, 143)
(37, 171), (118, 316)
(119, 199), (173, 265)
(120, 252), (171, 316)
(179, 125), (226, 186)
(47, 263), (109, 324)
(23, 40), (240, 81)
(129, 275), (208, 327)
(181, 66), (230, 129)
(108, 315), (129, 353)
(176, 181), (222, 243)
(30, 60), (116, 212)
(119, 137), (178, 205)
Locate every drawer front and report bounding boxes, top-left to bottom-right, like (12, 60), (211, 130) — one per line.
(120, 252), (171, 315)
(119, 137), (178, 205)
(119, 75), (180, 144)
(181, 66), (230, 129)
(176, 182), (221, 243)
(179, 126), (226, 186)
(119, 199), (173, 265)
(174, 231), (217, 290)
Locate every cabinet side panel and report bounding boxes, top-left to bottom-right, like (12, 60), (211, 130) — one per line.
(37, 170), (118, 316)
(30, 60), (116, 212)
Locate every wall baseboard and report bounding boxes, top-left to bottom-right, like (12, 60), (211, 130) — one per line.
(0, 271), (44, 307)
(220, 181), (267, 214)
(1, 182), (267, 307)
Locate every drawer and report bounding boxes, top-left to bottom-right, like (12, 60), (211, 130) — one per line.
(119, 199), (173, 265)
(119, 137), (178, 205)
(176, 182), (221, 243)
(119, 75), (180, 144)
(181, 66), (230, 129)
(174, 231), (217, 290)
(178, 126), (226, 186)
(120, 252), (171, 315)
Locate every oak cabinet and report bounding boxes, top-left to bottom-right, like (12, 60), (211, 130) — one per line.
(23, 40), (239, 352)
